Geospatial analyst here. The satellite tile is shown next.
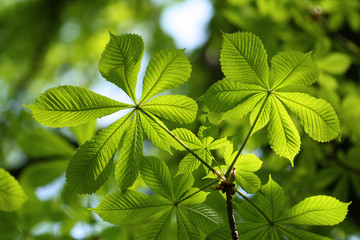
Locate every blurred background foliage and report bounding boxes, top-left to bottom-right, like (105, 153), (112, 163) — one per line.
(0, 0), (359, 239)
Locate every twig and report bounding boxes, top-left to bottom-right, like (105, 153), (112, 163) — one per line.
(225, 186), (239, 240)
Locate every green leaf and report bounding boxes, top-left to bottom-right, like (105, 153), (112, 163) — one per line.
(221, 32), (269, 88)
(171, 128), (203, 151)
(177, 150), (211, 175)
(207, 226), (231, 240)
(235, 154), (263, 172)
(174, 174), (194, 201)
(207, 137), (230, 150)
(180, 188), (209, 205)
(92, 190), (172, 225)
(270, 51), (319, 90)
(142, 95), (198, 124)
(268, 96), (300, 164)
(277, 225), (331, 240)
(66, 112), (132, 194)
(236, 223), (270, 240)
(180, 204), (223, 234)
(70, 120), (96, 145)
(278, 196), (350, 226)
(276, 92), (341, 142)
(235, 171), (261, 194)
(140, 49), (191, 103)
(25, 85), (130, 128)
(140, 156), (174, 200)
(176, 208), (200, 240)
(317, 52), (351, 75)
(98, 33), (144, 102)
(139, 111), (172, 153)
(0, 168), (27, 211)
(259, 176), (285, 221)
(249, 93), (271, 135)
(220, 93), (264, 121)
(115, 112), (143, 190)
(136, 209), (173, 240)
(202, 78), (264, 112)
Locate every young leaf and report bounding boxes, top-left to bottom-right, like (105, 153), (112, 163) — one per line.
(235, 171), (261, 194)
(136, 209), (174, 240)
(235, 154), (263, 172)
(221, 31), (269, 88)
(140, 156), (174, 200)
(268, 96), (300, 164)
(139, 111), (172, 153)
(92, 190), (172, 225)
(25, 85), (131, 128)
(207, 137), (230, 150)
(66, 112), (132, 194)
(278, 196), (350, 226)
(276, 92), (341, 142)
(176, 208), (200, 240)
(180, 204), (223, 234)
(180, 188), (209, 205)
(98, 33), (144, 102)
(142, 95), (198, 124)
(177, 151), (203, 175)
(0, 168), (27, 211)
(270, 51), (318, 90)
(140, 49), (191, 103)
(202, 78), (264, 112)
(115, 112), (143, 190)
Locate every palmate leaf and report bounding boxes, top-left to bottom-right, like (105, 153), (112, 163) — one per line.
(115, 112), (143, 190)
(140, 156), (174, 201)
(171, 128), (203, 150)
(98, 33), (144, 102)
(66, 112), (132, 194)
(277, 196), (350, 226)
(25, 85), (131, 128)
(92, 190), (172, 225)
(136, 209), (174, 240)
(221, 31), (269, 88)
(0, 168), (27, 211)
(237, 176), (350, 239)
(142, 95), (197, 124)
(140, 49), (191, 103)
(204, 31), (341, 164)
(173, 174), (194, 201)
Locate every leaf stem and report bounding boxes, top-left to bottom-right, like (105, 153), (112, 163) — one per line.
(139, 108), (217, 173)
(178, 179), (219, 204)
(225, 92), (270, 177)
(235, 189), (272, 223)
(225, 187), (239, 240)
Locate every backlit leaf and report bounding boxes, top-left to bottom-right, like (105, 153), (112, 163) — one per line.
(0, 169), (27, 211)
(98, 33), (144, 102)
(26, 85), (130, 128)
(66, 112), (132, 194)
(140, 49), (191, 103)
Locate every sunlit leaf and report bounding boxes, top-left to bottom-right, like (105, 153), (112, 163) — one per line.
(25, 85), (130, 127)
(142, 95), (197, 124)
(0, 168), (27, 211)
(98, 33), (144, 102)
(140, 49), (191, 103)
(66, 112), (132, 194)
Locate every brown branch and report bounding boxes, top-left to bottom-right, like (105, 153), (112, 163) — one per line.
(225, 185), (239, 240)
